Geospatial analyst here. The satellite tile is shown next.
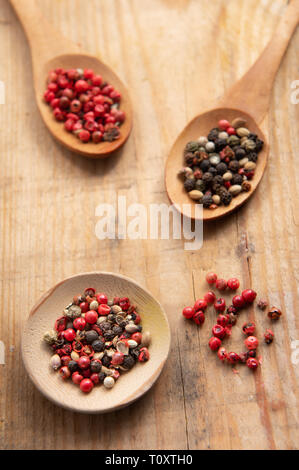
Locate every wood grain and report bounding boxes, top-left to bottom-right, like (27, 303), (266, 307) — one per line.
(0, 0), (299, 450)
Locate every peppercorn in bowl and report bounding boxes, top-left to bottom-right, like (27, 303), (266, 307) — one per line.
(22, 272), (170, 414)
(165, 108), (268, 221)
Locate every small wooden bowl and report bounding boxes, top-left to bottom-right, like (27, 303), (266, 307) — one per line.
(22, 272), (171, 414)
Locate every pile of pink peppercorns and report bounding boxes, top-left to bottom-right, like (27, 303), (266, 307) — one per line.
(43, 288), (150, 393)
(182, 272), (282, 371)
(43, 68), (125, 144)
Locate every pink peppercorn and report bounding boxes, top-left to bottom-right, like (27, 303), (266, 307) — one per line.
(206, 272), (217, 284)
(78, 356), (91, 370)
(217, 314), (229, 327)
(204, 291), (216, 304)
(78, 130), (91, 143)
(218, 119), (230, 130)
(96, 293), (108, 304)
(85, 310), (98, 324)
(209, 337), (222, 351)
(242, 322), (256, 335)
(227, 278), (240, 290)
(72, 372), (83, 385)
(217, 347), (228, 361)
(227, 352), (240, 364)
(63, 328), (76, 342)
(232, 295), (245, 309)
(59, 366), (71, 380)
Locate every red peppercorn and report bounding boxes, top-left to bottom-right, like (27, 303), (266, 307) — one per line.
(182, 306), (195, 319)
(138, 347), (150, 362)
(214, 298), (226, 312)
(227, 127), (236, 135)
(119, 297), (130, 311)
(242, 322), (256, 335)
(227, 352), (240, 364)
(193, 311), (205, 325)
(59, 366), (71, 380)
(82, 369), (91, 378)
(90, 373), (100, 384)
(227, 278), (240, 290)
(232, 295), (245, 309)
(54, 316), (67, 332)
(111, 352), (125, 365)
(217, 347), (227, 361)
(209, 337), (222, 351)
(244, 336), (259, 350)
(247, 358), (259, 370)
(85, 310), (98, 324)
(194, 299), (208, 311)
(78, 356), (91, 370)
(242, 289), (257, 304)
(61, 355), (71, 367)
(215, 278), (227, 291)
(217, 314), (229, 327)
(92, 75), (103, 86)
(72, 372), (83, 385)
(264, 329), (274, 344)
(73, 317), (86, 331)
(63, 328), (76, 342)
(218, 119), (230, 130)
(204, 291), (216, 304)
(212, 324), (226, 339)
(206, 272), (217, 284)
(80, 378), (94, 393)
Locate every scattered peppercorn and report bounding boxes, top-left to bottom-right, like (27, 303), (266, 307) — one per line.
(179, 118), (264, 208)
(44, 68), (125, 144)
(264, 329), (274, 344)
(43, 288), (150, 393)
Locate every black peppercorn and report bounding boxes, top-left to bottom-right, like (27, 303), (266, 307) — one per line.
(184, 152), (195, 165)
(185, 141), (200, 153)
(112, 325), (123, 336)
(90, 360), (102, 373)
(100, 321), (112, 331)
(68, 361), (78, 373)
(184, 178), (195, 192)
(202, 195), (213, 208)
(213, 175), (224, 186)
(216, 162), (227, 175)
(122, 355), (135, 370)
(92, 338), (105, 352)
(218, 188), (232, 205)
(85, 330), (99, 344)
(208, 166), (217, 177)
(130, 348), (140, 361)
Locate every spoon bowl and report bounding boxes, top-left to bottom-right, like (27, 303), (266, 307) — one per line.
(22, 272), (171, 414)
(37, 54), (132, 158)
(165, 108), (268, 221)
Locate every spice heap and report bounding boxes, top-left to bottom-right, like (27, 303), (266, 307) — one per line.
(43, 68), (125, 144)
(182, 272), (281, 371)
(179, 118), (264, 208)
(43, 288), (150, 393)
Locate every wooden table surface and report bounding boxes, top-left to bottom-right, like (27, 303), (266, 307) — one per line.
(0, 0), (299, 450)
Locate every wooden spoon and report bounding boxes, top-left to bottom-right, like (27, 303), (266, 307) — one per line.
(165, 0), (299, 221)
(10, 0), (132, 159)
(22, 272), (171, 414)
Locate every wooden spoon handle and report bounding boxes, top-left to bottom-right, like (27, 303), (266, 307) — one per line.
(9, 0), (81, 63)
(220, 0), (299, 123)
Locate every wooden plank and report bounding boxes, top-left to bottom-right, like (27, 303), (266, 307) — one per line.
(0, 0), (298, 450)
